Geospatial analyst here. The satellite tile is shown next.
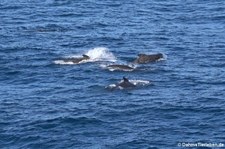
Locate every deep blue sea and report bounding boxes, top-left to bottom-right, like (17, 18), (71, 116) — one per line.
(1, 0), (225, 149)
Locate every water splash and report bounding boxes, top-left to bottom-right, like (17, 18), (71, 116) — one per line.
(160, 53), (167, 61)
(129, 80), (150, 86)
(54, 47), (116, 65)
(85, 47), (116, 62)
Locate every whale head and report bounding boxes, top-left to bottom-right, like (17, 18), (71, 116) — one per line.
(82, 54), (90, 59)
(134, 53), (163, 64)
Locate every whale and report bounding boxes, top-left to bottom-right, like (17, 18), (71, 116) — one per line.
(107, 64), (135, 71)
(62, 54), (90, 64)
(133, 53), (163, 64)
(106, 77), (151, 90)
(117, 77), (136, 88)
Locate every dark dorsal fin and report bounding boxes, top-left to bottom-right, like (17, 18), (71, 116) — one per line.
(82, 54), (90, 59)
(123, 77), (129, 82)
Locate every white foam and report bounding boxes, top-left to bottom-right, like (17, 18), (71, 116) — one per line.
(100, 64), (108, 68)
(105, 83), (117, 90)
(118, 79), (150, 85)
(129, 80), (150, 86)
(128, 63), (138, 68)
(109, 84), (116, 88)
(162, 53), (167, 60)
(107, 67), (134, 72)
(108, 68), (116, 72)
(85, 47), (116, 62)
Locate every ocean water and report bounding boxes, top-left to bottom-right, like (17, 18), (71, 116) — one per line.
(1, 0), (225, 149)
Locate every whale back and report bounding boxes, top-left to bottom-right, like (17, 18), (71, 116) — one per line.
(118, 77), (135, 88)
(62, 54), (90, 64)
(134, 53), (163, 64)
(108, 64), (133, 70)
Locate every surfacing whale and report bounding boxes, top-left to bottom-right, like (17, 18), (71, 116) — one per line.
(118, 77), (136, 88)
(133, 53), (163, 64)
(106, 77), (151, 90)
(107, 64), (135, 71)
(107, 77), (136, 89)
(62, 54), (90, 64)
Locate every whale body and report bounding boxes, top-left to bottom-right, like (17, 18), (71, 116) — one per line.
(107, 64), (135, 71)
(62, 54), (90, 64)
(106, 77), (151, 90)
(134, 53), (163, 64)
(117, 77), (136, 88)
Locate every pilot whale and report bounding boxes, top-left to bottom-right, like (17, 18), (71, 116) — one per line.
(107, 64), (135, 71)
(106, 77), (151, 90)
(118, 77), (136, 88)
(133, 53), (163, 64)
(62, 54), (90, 64)
(108, 77), (136, 89)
